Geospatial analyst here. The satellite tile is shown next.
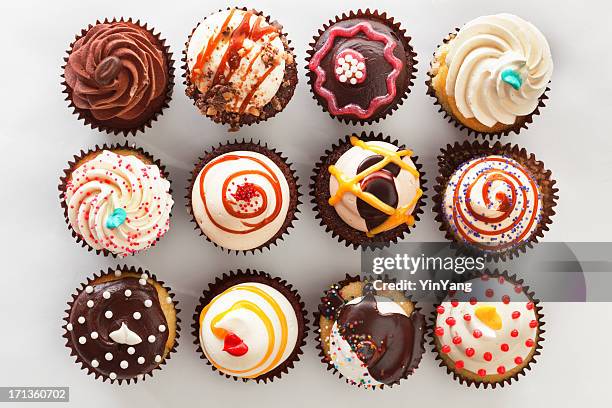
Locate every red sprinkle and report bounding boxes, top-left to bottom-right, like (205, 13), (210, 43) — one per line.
(512, 311), (521, 319)
(452, 336), (462, 345)
(478, 369), (487, 377)
(469, 297), (478, 305)
(502, 295), (510, 304)
(455, 360), (464, 369)
(514, 356), (523, 365)
(446, 317), (456, 327)
(525, 339), (535, 347)
(497, 365), (506, 374)
(451, 299), (459, 307)
(435, 327), (444, 337)
(510, 329), (519, 338)
(463, 314), (471, 321)
(529, 320), (538, 328)
(526, 302), (535, 310)
(437, 306), (445, 314)
(501, 343), (510, 352)
(473, 329), (482, 339)
(465, 348), (475, 357)
(483, 352), (492, 361)
(441, 345), (451, 354)
(485, 289), (494, 298)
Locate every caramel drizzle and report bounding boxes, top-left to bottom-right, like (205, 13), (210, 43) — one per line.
(328, 136), (422, 237)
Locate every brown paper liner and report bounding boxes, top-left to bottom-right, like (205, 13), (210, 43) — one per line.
(61, 18), (175, 136)
(314, 274), (426, 389)
(62, 265), (181, 385)
(58, 143), (173, 257)
(426, 30), (550, 139)
(428, 269), (545, 389)
(191, 269), (309, 383)
(186, 139), (300, 254)
(182, 7), (298, 131)
(432, 140), (558, 261)
(305, 9), (417, 125)
(310, 131), (427, 249)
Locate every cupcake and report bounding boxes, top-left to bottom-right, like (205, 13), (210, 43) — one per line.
(431, 271), (544, 388)
(433, 141), (558, 259)
(62, 18), (174, 135)
(187, 140), (299, 253)
(311, 132), (425, 249)
(63, 266), (180, 384)
(183, 7), (298, 131)
(306, 10), (416, 124)
(59, 144), (174, 257)
(427, 14), (553, 137)
(192, 269), (308, 382)
(316, 276), (425, 389)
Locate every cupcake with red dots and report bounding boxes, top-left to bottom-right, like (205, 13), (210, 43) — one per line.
(187, 140), (299, 253)
(59, 144), (174, 257)
(63, 266), (180, 384)
(306, 10), (417, 124)
(433, 140), (558, 260)
(430, 270), (544, 388)
(316, 275), (425, 389)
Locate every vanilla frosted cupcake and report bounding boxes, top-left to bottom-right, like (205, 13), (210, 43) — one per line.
(59, 145), (174, 257)
(431, 272), (544, 387)
(188, 141), (299, 253)
(311, 132), (425, 248)
(193, 270), (308, 382)
(183, 7), (298, 130)
(428, 14), (553, 136)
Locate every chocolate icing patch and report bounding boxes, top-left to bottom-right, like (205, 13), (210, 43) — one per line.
(356, 155), (399, 230)
(68, 277), (169, 380)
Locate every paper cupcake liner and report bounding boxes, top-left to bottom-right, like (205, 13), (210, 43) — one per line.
(428, 269), (545, 389)
(191, 269), (309, 383)
(426, 30), (550, 139)
(58, 142), (173, 257)
(61, 17), (175, 136)
(314, 274), (426, 389)
(305, 9), (417, 125)
(432, 140), (558, 262)
(62, 265), (181, 385)
(186, 139), (301, 254)
(182, 7), (298, 131)
(310, 131), (427, 249)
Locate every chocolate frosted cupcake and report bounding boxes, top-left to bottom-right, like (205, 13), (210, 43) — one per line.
(62, 19), (174, 135)
(59, 144), (174, 257)
(433, 141), (557, 259)
(306, 10), (416, 124)
(183, 7), (298, 131)
(316, 276), (425, 389)
(187, 140), (299, 253)
(192, 269), (308, 382)
(427, 14), (553, 137)
(431, 271), (544, 388)
(63, 266), (180, 383)
(311, 132), (425, 249)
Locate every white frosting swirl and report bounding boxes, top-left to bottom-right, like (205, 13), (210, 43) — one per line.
(64, 150), (173, 256)
(328, 296), (406, 388)
(192, 150), (290, 251)
(199, 282), (299, 378)
(329, 141), (420, 232)
(435, 276), (539, 377)
(442, 155), (542, 250)
(445, 14), (553, 127)
(186, 8), (287, 111)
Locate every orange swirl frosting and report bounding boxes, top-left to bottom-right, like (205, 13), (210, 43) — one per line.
(199, 283), (297, 379)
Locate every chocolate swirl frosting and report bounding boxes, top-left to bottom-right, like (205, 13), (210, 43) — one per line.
(64, 21), (169, 125)
(67, 276), (169, 380)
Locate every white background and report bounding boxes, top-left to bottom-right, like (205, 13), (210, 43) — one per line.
(1, 0), (611, 406)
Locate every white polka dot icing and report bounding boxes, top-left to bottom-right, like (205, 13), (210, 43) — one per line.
(434, 274), (540, 378)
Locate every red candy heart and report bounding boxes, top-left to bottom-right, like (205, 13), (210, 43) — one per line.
(223, 332), (248, 357)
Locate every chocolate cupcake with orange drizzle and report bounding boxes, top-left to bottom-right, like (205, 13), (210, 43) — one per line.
(311, 132), (426, 249)
(187, 140), (299, 253)
(183, 7), (298, 131)
(433, 141), (558, 260)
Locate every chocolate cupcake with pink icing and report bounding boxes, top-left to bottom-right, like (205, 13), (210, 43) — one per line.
(306, 10), (416, 124)
(62, 18), (174, 135)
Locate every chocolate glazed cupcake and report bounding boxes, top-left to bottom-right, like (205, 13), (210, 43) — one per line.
(432, 141), (558, 261)
(426, 14), (552, 138)
(59, 143), (174, 257)
(306, 9), (417, 124)
(316, 275), (425, 389)
(63, 266), (180, 384)
(183, 7), (298, 131)
(311, 131), (426, 249)
(429, 270), (545, 388)
(192, 269), (308, 383)
(62, 18), (174, 135)
(187, 140), (300, 254)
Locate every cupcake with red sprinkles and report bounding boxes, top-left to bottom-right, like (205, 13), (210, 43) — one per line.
(430, 270), (544, 388)
(59, 144), (174, 257)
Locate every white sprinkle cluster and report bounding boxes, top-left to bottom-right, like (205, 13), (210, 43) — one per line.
(335, 53), (365, 85)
